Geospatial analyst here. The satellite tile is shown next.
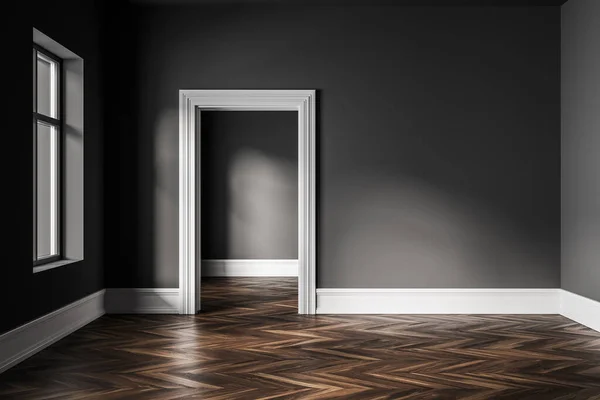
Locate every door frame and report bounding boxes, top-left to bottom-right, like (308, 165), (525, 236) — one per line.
(178, 90), (317, 314)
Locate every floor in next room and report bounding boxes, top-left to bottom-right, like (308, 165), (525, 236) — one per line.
(0, 278), (599, 399)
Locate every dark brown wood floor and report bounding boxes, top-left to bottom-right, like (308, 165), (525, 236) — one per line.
(1, 278), (600, 399)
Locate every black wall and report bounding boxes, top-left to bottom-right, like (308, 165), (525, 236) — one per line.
(104, 4), (561, 289)
(1, 0), (105, 334)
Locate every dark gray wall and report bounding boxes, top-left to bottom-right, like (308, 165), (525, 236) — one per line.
(105, 4), (561, 288)
(201, 111), (298, 259)
(561, 0), (600, 302)
(1, 0), (105, 334)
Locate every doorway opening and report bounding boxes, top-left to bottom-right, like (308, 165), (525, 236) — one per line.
(200, 111), (298, 313)
(178, 90), (316, 314)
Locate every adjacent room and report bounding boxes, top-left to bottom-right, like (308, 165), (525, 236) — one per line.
(1, 0), (598, 398)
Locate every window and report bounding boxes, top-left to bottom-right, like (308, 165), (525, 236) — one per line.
(33, 46), (62, 265)
(32, 27), (84, 273)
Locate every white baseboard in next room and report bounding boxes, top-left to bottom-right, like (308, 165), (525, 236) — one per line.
(202, 259), (298, 277)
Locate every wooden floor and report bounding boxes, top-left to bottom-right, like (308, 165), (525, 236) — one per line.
(1, 278), (600, 399)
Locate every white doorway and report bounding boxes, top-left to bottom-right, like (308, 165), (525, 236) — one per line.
(178, 90), (316, 314)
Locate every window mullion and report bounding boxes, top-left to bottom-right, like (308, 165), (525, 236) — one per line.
(33, 49), (37, 113)
(33, 112), (60, 126)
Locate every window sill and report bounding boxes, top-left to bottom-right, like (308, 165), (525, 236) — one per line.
(33, 258), (81, 274)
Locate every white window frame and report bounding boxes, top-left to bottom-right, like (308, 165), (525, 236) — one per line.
(33, 28), (84, 274)
(33, 45), (62, 266)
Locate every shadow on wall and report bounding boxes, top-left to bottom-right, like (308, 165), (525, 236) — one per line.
(228, 149), (297, 259)
(324, 173), (557, 288)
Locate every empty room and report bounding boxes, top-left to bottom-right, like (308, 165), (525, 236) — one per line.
(1, 0), (599, 398)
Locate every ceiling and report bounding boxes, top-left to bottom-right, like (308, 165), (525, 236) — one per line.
(129, 0), (568, 6)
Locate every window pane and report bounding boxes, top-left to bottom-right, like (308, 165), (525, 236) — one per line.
(37, 122), (59, 259)
(36, 53), (58, 118)
(33, 49), (36, 113)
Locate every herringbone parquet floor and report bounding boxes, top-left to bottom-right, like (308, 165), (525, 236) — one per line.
(1, 278), (599, 399)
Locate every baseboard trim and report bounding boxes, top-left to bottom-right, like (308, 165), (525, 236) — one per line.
(104, 288), (180, 314)
(561, 290), (600, 332)
(0, 290), (105, 374)
(0, 286), (596, 376)
(202, 259), (298, 277)
(316, 288), (561, 314)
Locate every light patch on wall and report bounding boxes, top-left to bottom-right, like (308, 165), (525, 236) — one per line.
(325, 173), (555, 288)
(154, 108), (179, 284)
(228, 148), (297, 259)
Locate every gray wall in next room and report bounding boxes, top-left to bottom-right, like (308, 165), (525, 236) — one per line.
(201, 111), (298, 260)
(104, 4), (561, 289)
(561, 0), (600, 302)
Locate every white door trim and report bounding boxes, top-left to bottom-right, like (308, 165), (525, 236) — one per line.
(179, 90), (317, 315)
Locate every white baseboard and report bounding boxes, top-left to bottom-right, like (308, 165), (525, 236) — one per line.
(316, 288), (561, 315)
(202, 259), (298, 277)
(0, 286), (597, 376)
(0, 290), (105, 374)
(105, 288), (180, 314)
(561, 290), (600, 332)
